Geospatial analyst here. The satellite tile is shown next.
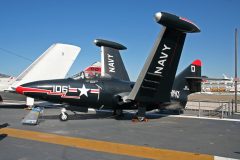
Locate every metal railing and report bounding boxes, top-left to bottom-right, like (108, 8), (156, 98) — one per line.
(184, 100), (240, 119)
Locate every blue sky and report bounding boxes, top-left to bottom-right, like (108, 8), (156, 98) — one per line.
(0, 0), (239, 80)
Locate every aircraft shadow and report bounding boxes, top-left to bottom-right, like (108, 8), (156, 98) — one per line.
(0, 134), (7, 141)
(40, 110), (165, 121)
(0, 123), (9, 141)
(0, 123), (9, 129)
(0, 104), (27, 109)
(41, 112), (114, 121)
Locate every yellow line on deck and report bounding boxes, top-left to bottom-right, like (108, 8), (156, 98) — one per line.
(0, 128), (213, 160)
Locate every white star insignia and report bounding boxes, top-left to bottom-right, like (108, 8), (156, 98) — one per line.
(78, 84), (90, 97)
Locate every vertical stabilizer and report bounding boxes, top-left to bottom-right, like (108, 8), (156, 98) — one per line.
(173, 59), (202, 93)
(10, 43), (81, 89)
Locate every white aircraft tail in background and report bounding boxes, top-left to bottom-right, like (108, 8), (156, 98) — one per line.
(222, 74), (229, 80)
(1, 43), (80, 104)
(10, 43), (81, 90)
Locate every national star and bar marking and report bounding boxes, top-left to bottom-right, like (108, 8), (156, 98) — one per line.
(78, 84), (90, 97)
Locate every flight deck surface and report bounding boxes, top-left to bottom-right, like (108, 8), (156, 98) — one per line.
(0, 106), (240, 160)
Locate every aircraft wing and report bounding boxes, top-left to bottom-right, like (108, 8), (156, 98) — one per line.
(94, 39), (130, 81)
(127, 12), (200, 104)
(201, 78), (231, 81)
(10, 43), (81, 89)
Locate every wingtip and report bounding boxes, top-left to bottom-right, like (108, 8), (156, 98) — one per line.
(154, 12), (162, 22)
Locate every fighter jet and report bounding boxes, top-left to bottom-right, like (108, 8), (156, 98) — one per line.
(16, 12), (201, 121)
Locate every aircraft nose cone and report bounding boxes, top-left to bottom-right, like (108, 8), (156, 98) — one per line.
(16, 86), (24, 95)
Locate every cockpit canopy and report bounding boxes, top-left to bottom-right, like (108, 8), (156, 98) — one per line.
(71, 62), (101, 80)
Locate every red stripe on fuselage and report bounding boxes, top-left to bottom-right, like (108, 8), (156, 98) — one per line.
(61, 95), (80, 99)
(16, 86), (51, 95)
(16, 86), (65, 96)
(90, 89), (100, 94)
(16, 86), (100, 99)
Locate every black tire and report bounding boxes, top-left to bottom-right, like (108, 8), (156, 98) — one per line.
(59, 113), (69, 121)
(137, 117), (145, 122)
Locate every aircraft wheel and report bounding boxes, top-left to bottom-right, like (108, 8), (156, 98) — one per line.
(132, 115), (148, 122)
(138, 117), (148, 122)
(59, 113), (69, 121)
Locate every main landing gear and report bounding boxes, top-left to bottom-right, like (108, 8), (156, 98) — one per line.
(59, 108), (69, 121)
(132, 105), (148, 122)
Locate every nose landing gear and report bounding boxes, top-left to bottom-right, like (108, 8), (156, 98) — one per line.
(59, 108), (69, 121)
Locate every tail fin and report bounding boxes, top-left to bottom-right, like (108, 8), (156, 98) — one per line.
(222, 74), (229, 80)
(10, 43), (80, 89)
(173, 59), (202, 93)
(94, 39), (130, 81)
(128, 12), (200, 104)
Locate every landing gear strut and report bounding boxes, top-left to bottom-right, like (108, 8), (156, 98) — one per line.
(132, 105), (148, 122)
(59, 108), (69, 121)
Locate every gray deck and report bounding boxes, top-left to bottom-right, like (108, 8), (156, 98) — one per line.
(0, 106), (240, 160)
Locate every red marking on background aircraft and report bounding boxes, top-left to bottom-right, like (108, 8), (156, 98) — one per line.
(84, 66), (101, 72)
(192, 59), (202, 66)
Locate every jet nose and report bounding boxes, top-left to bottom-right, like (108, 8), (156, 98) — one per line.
(16, 86), (24, 95)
